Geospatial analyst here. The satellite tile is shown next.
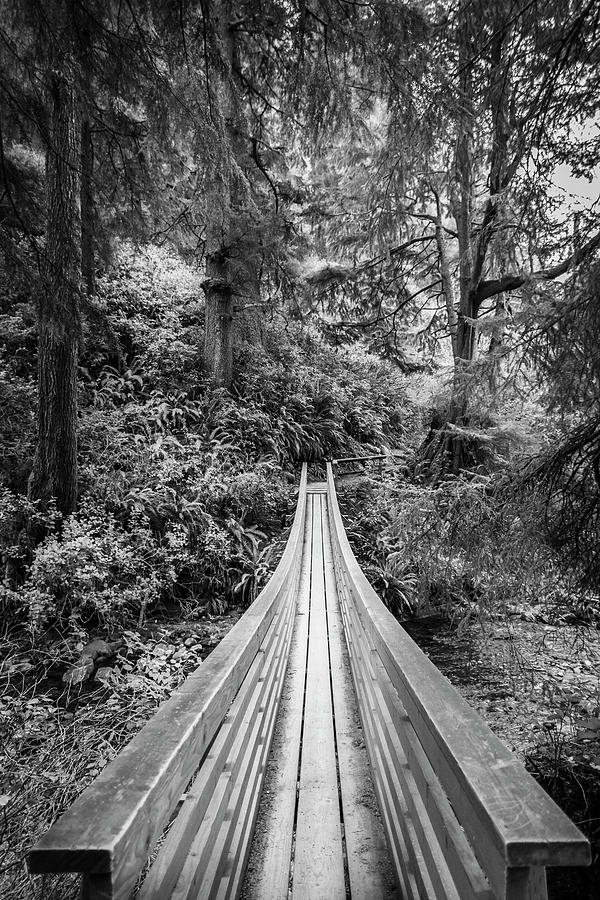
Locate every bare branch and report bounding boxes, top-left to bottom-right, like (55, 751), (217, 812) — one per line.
(476, 229), (600, 303)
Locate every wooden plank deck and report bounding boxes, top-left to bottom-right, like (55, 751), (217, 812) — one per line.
(27, 467), (590, 899)
(241, 488), (399, 900)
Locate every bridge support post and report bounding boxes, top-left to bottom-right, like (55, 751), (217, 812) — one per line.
(506, 866), (548, 900)
(80, 873), (113, 900)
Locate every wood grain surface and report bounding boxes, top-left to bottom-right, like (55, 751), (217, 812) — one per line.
(325, 461), (590, 900)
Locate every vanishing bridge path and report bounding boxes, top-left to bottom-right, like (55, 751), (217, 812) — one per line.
(30, 464), (590, 900)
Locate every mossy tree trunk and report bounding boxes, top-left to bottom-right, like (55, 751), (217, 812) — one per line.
(204, 265), (235, 389)
(203, 0), (262, 388)
(29, 66), (81, 515)
(203, 0), (236, 388)
(442, 5), (513, 472)
(442, 5), (476, 472)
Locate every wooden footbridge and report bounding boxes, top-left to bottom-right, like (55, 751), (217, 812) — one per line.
(30, 464), (591, 900)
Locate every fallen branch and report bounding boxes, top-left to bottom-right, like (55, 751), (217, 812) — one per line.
(63, 638), (125, 687)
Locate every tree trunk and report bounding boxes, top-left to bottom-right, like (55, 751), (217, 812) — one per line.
(80, 116), (95, 296)
(203, 260), (234, 389)
(448, 35), (475, 435)
(29, 69), (81, 515)
(450, 6), (512, 423)
(433, 190), (458, 357)
(202, 0), (262, 386)
(444, 4), (476, 472)
(236, 266), (263, 345)
(202, 1), (235, 387)
(449, 6), (475, 417)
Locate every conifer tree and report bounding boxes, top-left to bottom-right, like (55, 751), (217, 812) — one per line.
(27, 1), (82, 514)
(2, 0), (204, 510)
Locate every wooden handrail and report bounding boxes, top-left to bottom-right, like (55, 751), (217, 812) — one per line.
(29, 464), (308, 900)
(29, 462), (590, 900)
(325, 462), (590, 900)
(332, 453), (399, 465)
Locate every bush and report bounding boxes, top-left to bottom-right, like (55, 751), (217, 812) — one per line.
(233, 323), (414, 463)
(3, 505), (172, 632)
(93, 242), (203, 387)
(371, 471), (578, 622)
(0, 241), (417, 635)
(0, 489), (62, 596)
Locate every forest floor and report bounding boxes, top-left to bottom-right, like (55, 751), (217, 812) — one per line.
(0, 609), (242, 900)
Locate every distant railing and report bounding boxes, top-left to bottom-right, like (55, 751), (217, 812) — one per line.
(332, 453), (406, 475)
(326, 460), (590, 900)
(29, 465), (308, 900)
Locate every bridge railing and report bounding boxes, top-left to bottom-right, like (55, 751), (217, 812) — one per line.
(29, 464), (308, 900)
(326, 461), (590, 900)
(332, 452), (407, 476)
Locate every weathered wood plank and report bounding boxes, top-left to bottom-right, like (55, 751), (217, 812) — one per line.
(171, 589), (295, 900)
(332, 511), (511, 900)
(339, 576), (493, 900)
(346, 600), (460, 900)
(216, 588), (296, 898)
(336, 582), (418, 900)
(374, 666), (495, 900)
(341, 601), (436, 900)
(30, 467), (307, 900)
(367, 728), (420, 900)
(292, 495), (346, 900)
(322, 510), (399, 900)
(243, 500), (313, 899)
(333, 568), (415, 900)
(339, 572), (508, 899)
(505, 867), (548, 900)
(325, 463), (590, 875)
(80, 873), (112, 900)
(215, 593), (296, 900)
(140, 573), (294, 898)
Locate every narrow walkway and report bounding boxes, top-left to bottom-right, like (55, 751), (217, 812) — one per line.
(242, 487), (399, 900)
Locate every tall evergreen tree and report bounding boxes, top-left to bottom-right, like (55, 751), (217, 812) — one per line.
(1, 0), (205, 510)
(27, 2), (82, 514)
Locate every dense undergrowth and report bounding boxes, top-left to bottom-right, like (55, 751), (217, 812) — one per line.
(0, 243), (413, 640)
(337, 410), (599, 627)
(0, 242), (418, 899)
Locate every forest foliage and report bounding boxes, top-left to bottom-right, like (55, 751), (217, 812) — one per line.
(1, 0), (600, 632)
(1, 5), (600, 897)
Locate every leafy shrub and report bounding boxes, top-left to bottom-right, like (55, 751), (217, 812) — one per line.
(0, 242), (417, 635)
(370, 471), (577, 622)
(232, 323), (414, 463)
(337, 454), (587, 625)
(338, 480), (419, 617)
(5, 505), (172, 632)
(526, 265), (600, 598)
(90, 359), (147, 408)
(0, 489), (62, 597)
(93, 242), (203, 388)
(0, 365), (36, 491)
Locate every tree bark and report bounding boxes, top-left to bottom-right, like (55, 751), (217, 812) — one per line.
(203, 0), (262, 386)
(203, 1), (236, 387)
(29, 67), (81, 515)
(448, 5), (475, 442)
(80, 116), (95, 296)
(203, 265), (234, 389)
(433, 189), (458, 358)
